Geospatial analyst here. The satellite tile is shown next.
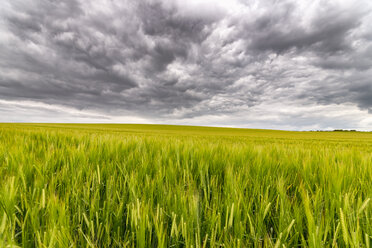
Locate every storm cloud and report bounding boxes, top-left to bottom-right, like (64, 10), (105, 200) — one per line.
(1, 0), (372, 130)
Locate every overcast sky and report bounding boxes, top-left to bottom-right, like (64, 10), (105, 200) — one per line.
(1, 0), (372, 130)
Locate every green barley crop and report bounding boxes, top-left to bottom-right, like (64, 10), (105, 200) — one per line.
(0, 123), (371, 247)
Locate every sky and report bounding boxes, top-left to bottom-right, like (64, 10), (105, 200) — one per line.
(1, 0), (372, 130)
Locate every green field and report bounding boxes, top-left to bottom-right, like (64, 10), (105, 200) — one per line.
(0, 124), (371, 247)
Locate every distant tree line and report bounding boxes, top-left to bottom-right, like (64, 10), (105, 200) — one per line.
(332, 129), (357, 132)
(311, 129), (359, 132)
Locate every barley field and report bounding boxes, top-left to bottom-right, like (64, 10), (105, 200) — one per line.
(0, 123), (371, 247)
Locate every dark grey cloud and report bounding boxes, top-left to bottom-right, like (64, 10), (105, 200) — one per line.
(0, 0), (372, 129)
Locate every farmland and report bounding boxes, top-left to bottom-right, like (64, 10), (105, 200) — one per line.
(0, 123), (371, 247)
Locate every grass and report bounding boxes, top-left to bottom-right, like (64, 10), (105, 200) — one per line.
(0, 123), (371, 247)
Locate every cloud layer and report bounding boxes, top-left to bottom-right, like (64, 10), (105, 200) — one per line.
(1, 0), (372, 130)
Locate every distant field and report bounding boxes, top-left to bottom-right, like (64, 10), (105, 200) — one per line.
(0, 124), (371, 247)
